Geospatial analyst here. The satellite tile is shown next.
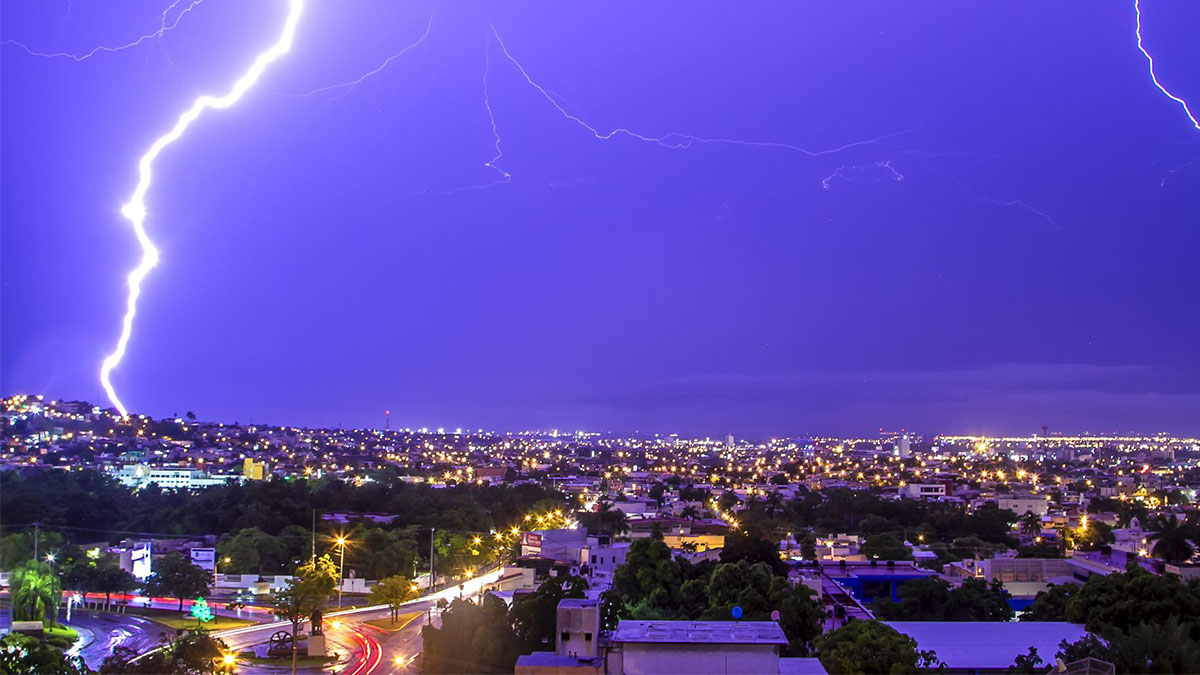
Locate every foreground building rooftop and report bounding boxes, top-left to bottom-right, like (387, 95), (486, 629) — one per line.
(610, 620), (788, 645)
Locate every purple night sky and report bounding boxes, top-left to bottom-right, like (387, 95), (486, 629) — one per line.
(2, 1), (1198, 436)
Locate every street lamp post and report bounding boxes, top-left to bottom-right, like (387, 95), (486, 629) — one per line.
(215, 556), (230, 589)
(336, 536), (347, 608)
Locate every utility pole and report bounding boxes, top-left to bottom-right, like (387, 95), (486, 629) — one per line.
(429, 528), (435, 590)
(33, 522), (39, 562)
(311, 510), (316, 565)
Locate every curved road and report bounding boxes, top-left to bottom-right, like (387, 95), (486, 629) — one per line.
(211, 568), (504, 674)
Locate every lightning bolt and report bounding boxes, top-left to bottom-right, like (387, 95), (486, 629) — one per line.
(822, 161), (904, 190)
(100, 0), (305, 416)
(489, 26), (1054, 223)
(1134, 0), (1199, 130)
(3, 0), (205, 62)
(490, 24), (917, 158)
(291, 11), (433, 100)
(423, 34), (511, 196)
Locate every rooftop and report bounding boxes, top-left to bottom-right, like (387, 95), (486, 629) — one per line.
(886, 621), (1089, 670)
(611, 620), (787, 645)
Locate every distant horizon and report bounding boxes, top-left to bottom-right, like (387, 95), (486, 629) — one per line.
(9, 391), (1196, 442)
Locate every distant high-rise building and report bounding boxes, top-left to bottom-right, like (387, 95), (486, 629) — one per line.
(896, 434), (912, 458)
(725, 434), (734, 449)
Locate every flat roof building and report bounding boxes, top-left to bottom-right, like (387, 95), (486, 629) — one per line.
(886, 621), (1089, 673)
(607, 620), (788, 674)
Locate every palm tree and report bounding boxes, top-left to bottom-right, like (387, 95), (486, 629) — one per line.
(594, 497), (630, 537)
(1020, 511), (1043, 537)
(10, 560), (62, 627)
(1148, 515), (1195, 564)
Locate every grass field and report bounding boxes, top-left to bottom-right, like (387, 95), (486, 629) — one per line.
(44, 624), (80, 650)
(120, 606), (256, 631)
(364, 612), (421, 633)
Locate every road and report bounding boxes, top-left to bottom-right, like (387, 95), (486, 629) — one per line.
(6, 569), (502, 672)
(1, 606), (171, 671)
(210, 568), (504, 674)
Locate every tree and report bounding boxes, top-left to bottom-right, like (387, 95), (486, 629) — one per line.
(1148, 516), (1195, 564)
(800, 534), (817, 561)
(186, 411), (197, 421)
(356, 528), (420, 580)
(93, 566), (140, 612)
(1019, 511), (1043, 538)
(510, 576), (588, 653)
(432, 530), (497, 579)
(944, 578), (1013, 621)
(578, 497), (630, 538)
(1074, 522), (1115, 552)
(0, 633), (90, 675)
(1057, 616), (1200, 674)
(1064, 563), (1200, 640)
(9, 560), (62, 627)
(1007, 646), (1044, 674)
(1021, 583), (1078, 622)
(699, 560), (823, 656)
(719, 529), (786, 575)
(816, 620), (939, 674)
(216, 528), (288, 575)
(874, 577), (1012, 622)
(860, 533), (912, 561)
(272, 555), (338, 675)
(611, 537), (683, 617)
(368, 575), (419, 623)
(0, 530), (65, 570)
(421, 595), (519, 673)
(142, 552), (210, 612)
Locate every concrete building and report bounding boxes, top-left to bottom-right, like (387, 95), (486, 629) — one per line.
(515, 603), (821, 675)
(515, 599), (604, 674)
(243, 457), (270, 480)
(607, 621), (789, 674)
(822, 560), (937, 603)
(901, 482), (951, 499)
(997, 495), (1050, 517)
(114, 464), (230, 490)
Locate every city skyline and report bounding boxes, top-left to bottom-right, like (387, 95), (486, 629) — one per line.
(3, 1), (1199, 435)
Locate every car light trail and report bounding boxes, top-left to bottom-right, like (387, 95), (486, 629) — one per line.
(1133, 0), (1199, 130)
(99, 0), (304, 416)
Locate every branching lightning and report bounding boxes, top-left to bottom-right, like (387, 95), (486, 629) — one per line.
(490, 25), (1055, 223)
(1133, 0), (1200, 130)
(3, 0), (205, 62)
(291, 11), (433, 100)
(490, 25), (920, 159)
(99, 0), (304, 416)
(423, 35), (511, 197)
(822, 161), (904, 190)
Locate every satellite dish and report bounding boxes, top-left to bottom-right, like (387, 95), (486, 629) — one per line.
(731, 606), (743, 620)
(770, 610), (781, 621)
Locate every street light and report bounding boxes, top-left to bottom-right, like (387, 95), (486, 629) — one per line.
(336, 535), (348, 608)
(215, 556), (231, 587)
